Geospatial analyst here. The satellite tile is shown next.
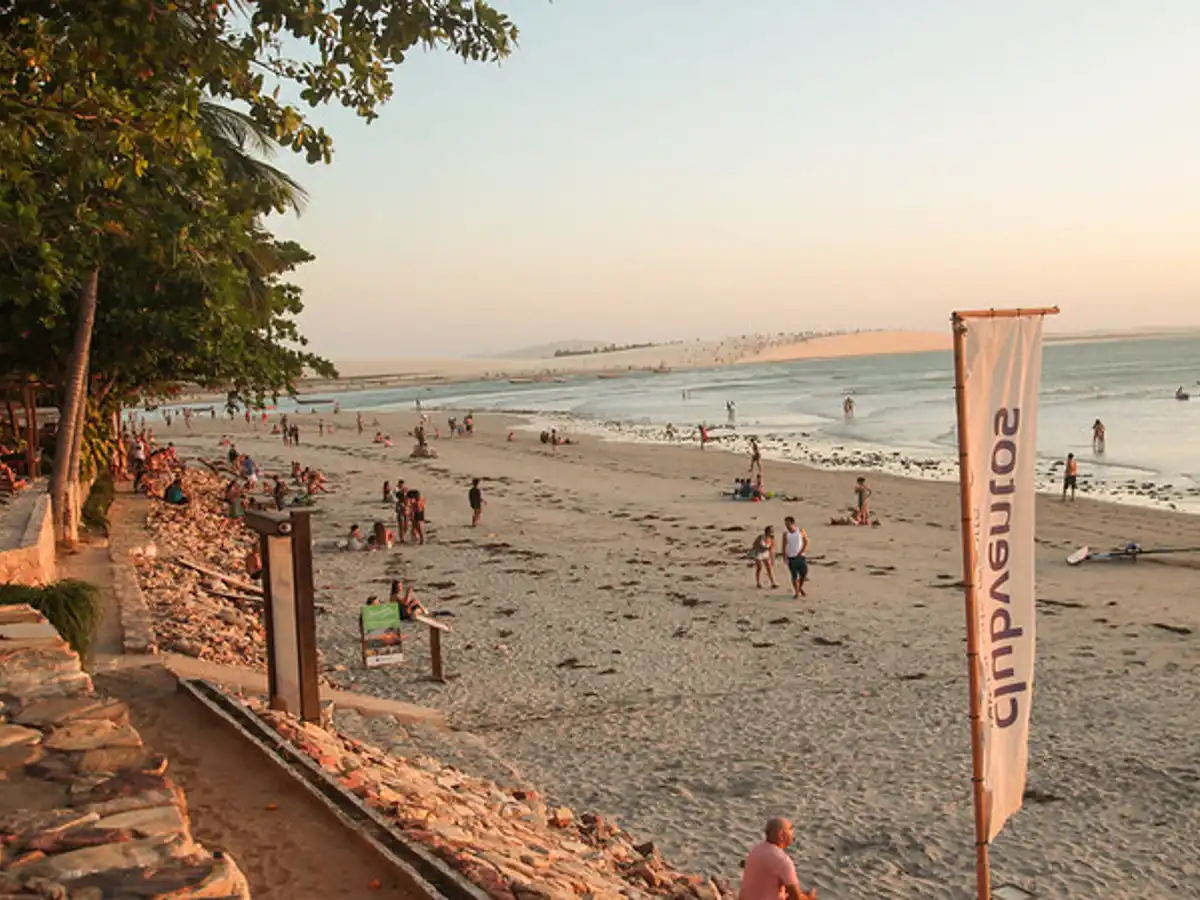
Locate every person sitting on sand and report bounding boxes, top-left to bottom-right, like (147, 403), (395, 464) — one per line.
(739, 818), (817, 900)
(245, 543), (262, 581)
(273, 476), (288, 511)
(291, 461), (303, 483)
(306, 469), (329, 494)
(224, 480), (245, 519)
(540, 430), (550, 445)
(752, 472), (766, 501)
(389, 579), (427, 620)
(507, 431), (516, 442)
(383, 480), (394, 504)
(163, 475), (189, 506)
(373, 431), (385, 443)
(344, 524), (366, 552)
(731, 478), (752, 500)
(751, 525), (777, 589)
(854, 477), (872, 525)
(368, 521), (395, 549)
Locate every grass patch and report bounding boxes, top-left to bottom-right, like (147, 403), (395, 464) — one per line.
(82, 471), (116, 532)
(0, 579), (101, 657)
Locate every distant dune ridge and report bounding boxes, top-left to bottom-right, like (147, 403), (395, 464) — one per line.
(327, 329), (948, 382)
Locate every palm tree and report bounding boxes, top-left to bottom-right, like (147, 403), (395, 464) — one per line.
(197, 101), (308, 215)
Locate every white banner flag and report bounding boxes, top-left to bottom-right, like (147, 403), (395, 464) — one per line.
(962, 314), (1044, 841)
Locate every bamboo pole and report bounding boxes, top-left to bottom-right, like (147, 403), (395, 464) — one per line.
(951, 305), (1059, 900)
(951, 313), (991, 900)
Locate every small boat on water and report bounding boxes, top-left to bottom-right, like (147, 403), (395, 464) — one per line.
(296, 398), (334, 405)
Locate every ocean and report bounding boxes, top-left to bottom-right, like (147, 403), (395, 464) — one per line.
(278, 335), (1200, 512)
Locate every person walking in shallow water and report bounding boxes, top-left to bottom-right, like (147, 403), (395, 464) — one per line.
(1092, 419), (1106, 454)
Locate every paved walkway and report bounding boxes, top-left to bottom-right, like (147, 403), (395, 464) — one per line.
(60, 527), (424, 900)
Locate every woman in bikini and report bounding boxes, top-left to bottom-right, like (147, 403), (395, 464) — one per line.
(409, 490), (426, 545)
(752, 525), (777, 589)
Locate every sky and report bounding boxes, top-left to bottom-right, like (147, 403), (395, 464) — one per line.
(265, 1), (1200, 359)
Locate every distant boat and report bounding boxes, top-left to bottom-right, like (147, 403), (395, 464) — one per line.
(296, 398), (333, 405)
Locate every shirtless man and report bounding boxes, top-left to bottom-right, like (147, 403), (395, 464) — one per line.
(1062, 452), (1078, 500)
(1092, 419), (1106, 454)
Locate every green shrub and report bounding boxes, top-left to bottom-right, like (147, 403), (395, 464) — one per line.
(0, 579), (102, 657)
(82, 471), (117, 532)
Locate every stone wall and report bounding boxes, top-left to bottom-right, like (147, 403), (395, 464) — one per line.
(0, 492), (56, 586)
(0, 604), (251, 897)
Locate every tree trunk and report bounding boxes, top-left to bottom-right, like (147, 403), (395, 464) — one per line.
(66, 384), (88, 543)
(49, 267), (99, 543)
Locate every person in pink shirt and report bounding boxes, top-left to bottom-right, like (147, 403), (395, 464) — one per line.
(738, 818), (816, 900)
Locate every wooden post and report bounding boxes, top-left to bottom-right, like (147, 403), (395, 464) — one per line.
(951, 306), (1058, 900)
(430, 626), (444, 682)
(23, 384), (37, 478)
(951, 313), (992, 900)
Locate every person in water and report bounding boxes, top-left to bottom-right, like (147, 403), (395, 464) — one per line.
(843, 396), (855, 419)
(1092, 419), (1106, 454)
(1062, 452), (1078, 501)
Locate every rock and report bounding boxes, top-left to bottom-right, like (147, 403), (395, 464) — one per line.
(0, 809), (100, 842)
(92, 805), (189, 841)
(64, 855), (251, 899)
(0, 740), (45, 770)
(75, 787), (183, 819)
(548, 807), (573, 828)
(15, 697), (129, 729)
(75, 746), (152, 775)
(44, 720), (142, 753)
(23, 834), (195, 883)
(0, 723), (42, 750)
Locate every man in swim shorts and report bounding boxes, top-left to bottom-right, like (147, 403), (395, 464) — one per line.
(781, 516), (809, 599)
(1062, 452), (1078, 501)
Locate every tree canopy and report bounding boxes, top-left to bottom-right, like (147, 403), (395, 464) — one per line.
(0, 0), (520, 538)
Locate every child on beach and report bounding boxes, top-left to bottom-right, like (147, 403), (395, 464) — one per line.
(854, 477), (872, 525)
(468, 478), (485, 527)
(751, 525), (777, 589)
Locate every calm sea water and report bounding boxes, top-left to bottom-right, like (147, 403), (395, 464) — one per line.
(273, 335), (1200, 507)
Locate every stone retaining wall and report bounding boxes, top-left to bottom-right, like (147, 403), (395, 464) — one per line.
(106, 494), (157, 655)
(0, 492), (56, 586)
(0, 604), (249, 897)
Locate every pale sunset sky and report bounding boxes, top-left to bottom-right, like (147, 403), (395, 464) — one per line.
(267, 1), (1200, 358)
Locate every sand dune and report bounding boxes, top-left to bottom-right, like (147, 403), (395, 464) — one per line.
(324, 331), (949, 383)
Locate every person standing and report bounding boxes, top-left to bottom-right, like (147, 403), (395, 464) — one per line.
(781, 517), (809, 599)
(727, 400), (737, 426)
(752, 526), (777, 589)
(1062, 452), (1078, 501)
(468, 477), (485, 527)
(738, 818), (817, 900)
(1092, 419), (1106, 454)
(843, 396), (854, 419)
(854, 477), (872, 525)
(749, 438), (763, 475)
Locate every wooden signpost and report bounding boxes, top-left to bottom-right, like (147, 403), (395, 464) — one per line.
(245, 509), (320, 724)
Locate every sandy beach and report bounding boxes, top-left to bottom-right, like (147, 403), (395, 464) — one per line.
(154, 411), (1200, 899)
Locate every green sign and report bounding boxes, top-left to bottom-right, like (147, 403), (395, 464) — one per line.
(360, 603), (404, 667)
